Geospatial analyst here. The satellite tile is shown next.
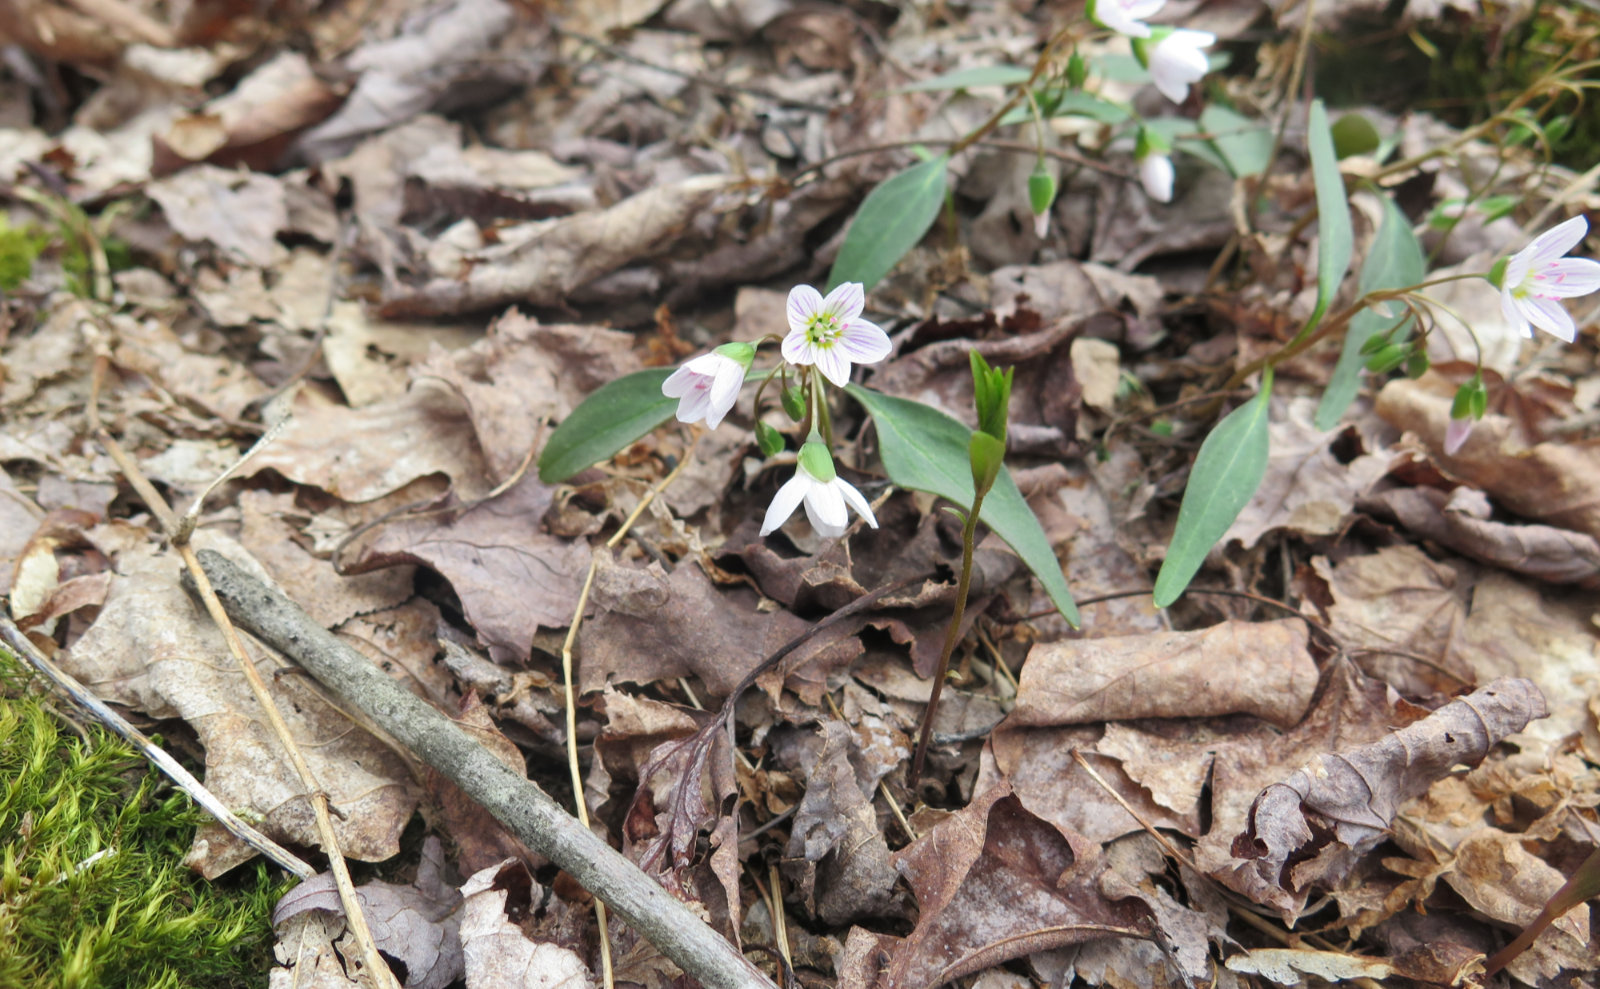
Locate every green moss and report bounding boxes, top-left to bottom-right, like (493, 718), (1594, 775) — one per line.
(0, 218), (49, 292)
(0, 646), (289, 989)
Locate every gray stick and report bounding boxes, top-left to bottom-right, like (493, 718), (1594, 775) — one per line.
(189, 549), (777, 989)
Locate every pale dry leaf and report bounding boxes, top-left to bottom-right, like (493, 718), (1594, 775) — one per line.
(1225, 948), (1394, 984)
(1360, 486), (1600, 584)
(146, 164), (288, 266)
(244, 381), (494, 502)
(60, 536), (418, 876)
(1222, 678), (1547, 920)
(155, 51), (343, 172)
(1071, 337), (1121, 412)
(459, 859), (596, 989)
(1008, 619), (1318, 729)
(271, 911), (363, 989)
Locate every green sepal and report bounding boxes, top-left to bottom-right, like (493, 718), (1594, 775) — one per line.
(1404, 350), (1431, 379)
(1452, 374), (1487, 421)
(755, 421), (785, 457)
(1135, 127), (1171, 158)
(1028, 165), (1057, 217)
(1130, 27), (1170, 69)
(1066, 51), (1087, 89)
(780, 385), (807, 422)
(713, 341), (755, 368)
(970, 431), (1006, 495)
(1363, 343), (1409, 374)
(1359, 332), (1391, 356)
(1487, 256), (1509, 290)
(969, 350), (1014, 443)
(797, 441), (837, 482)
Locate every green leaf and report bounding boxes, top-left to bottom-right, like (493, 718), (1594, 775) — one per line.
(847, 385), (1079, 626)
(1302, 99), (1355, 339)
(538, 368), (677, 484)
(1088, 53), (1148, 83)
(998, 90), (1130, 126)
(1144, 117), (1230, 174)
(896, 65), (1033, 92)
(1152, 380), (1273, 608)
(1315, 192), (1425, 429)
(1200, 104), (1274, 177)
(828, 154), (950, 292)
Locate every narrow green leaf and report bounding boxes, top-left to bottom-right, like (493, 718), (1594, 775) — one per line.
(1315, 193), (1425, 429)
(1144, 117), (1230, 174)
(896, 65), (1034, 92)
(538, 369), (676, 484)
(1152, 382), (1273, 608)
(1302, 99), (1355, 338)
(847, 385), (1079, 626)
(1200, 104), (1274, 178)
(828, 155), (950, 292)
(1088, 53), (1148, 83)
(999, 90), (1130, 126)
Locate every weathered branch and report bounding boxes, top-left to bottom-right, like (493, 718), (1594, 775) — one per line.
(189, 549), (778, 989)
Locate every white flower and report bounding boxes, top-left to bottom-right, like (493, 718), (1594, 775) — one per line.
(1146, 29), (1214, 104)
(661, 342), (753, 428)
(781, 282), (893, 387)
(1090, 0), (1166, 37)
(1139, 152), (1174, 202)
(760, 442), (878, 539)
(1497, 215), (1600, 342)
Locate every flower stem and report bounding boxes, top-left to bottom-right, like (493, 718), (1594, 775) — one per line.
(909, 486), (987, 787)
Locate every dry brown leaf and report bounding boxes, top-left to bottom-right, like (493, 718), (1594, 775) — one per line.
(147, 165), (289, 266)
(886, 783), (1153, 988)
(425, 692), (541, 876)
(271, 911), (364, 989)
(60, 536), (418, 876)
(352, 472), (590, 666)
(382, 174), (735, 318)
(1008, 619), (1318, 729)
(154, 51), (343, 173)
(1222, 678), (1547, 920)
(1378, 376), (1600, 542)
(459, 858), (597, 989)
(1225, 947), (1394, 984)
(780, 721), (905, 926)
(246, 382), (494, 502)
(273, 837), (463, 989)
(1224, 396), (1396, 549)
(1360, 485), (1600, 585)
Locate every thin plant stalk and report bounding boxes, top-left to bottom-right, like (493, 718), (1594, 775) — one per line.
(908, 487), (987, 786)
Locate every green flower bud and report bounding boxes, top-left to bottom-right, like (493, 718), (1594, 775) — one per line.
(1066, 51), (1087, 89)
(755, 421), (785, 457)
(1028, 165), (1057, 217)
(797, 441), (837, 482)
(780, 385), (806, 422)
(1404, 350), (1430, 379)
(1363, 343), (1408, 374)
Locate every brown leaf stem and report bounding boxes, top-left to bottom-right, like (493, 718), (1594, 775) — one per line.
(910, 488), (985, 786)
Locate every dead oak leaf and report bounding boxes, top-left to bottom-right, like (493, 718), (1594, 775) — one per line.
(886, 782), (1153, 988)
(1224, 677), (1547, 921)
(459, 858), (597, 989)
(146, 164), (288, 266)
(60, 535), (418, 876)
(352, 472), (589, 666)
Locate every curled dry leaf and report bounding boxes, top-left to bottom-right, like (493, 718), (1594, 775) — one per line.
(1377, 376), (1600, 542)
(1360, 485), (1600, 585)
(382, 174), (735, 318)
(459, 859), (597, 989)
(1007, 618), (1319, 729)
(1223, 677), (1548, 920)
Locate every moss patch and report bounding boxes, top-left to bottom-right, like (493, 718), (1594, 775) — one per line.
(0, 645), (289, 989)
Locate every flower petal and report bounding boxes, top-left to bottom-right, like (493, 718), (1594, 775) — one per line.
(661, 365), (698, 398)
(1527, 215), (1589, 264)
(782, 329), (815, 366)
(1140, 153), (1174, 202)
(837, 321), (892, 363)
(786, 284), (824, 336)
(813, 346), (851, 387)
(837, 478), (878, 528)
(804, 480), (849, 534)
(1519, 294), (1577, 342)
(1443, 417), (1474, 455)
(704, 362), (743, 428)
(821, 282), (865, 322)
(674, 385), (711, 424)
(1500, 287), (1531, 338)
(761, 472), (812, 536)
(1528, 257), (1600, 298)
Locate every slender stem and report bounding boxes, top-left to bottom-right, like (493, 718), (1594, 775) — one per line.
(909, 487), (987, 786)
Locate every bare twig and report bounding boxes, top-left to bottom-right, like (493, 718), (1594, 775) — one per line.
(0, 617), (317, 880)
(190, 549), (779, 989)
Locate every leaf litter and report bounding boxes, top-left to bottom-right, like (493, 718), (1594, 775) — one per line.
(0, 0), (1596, 987)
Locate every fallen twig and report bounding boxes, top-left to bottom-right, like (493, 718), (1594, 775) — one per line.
(190, 548), (779, 989)
(0, 616), (317, 881)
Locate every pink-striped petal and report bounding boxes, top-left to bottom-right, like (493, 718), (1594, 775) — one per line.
(786, 284), (824, 336)
(1525, 215), (1589, 265)
(813, 346), (851, 387)
(781, 330), (814, 365)
(1528, 257), (1600, 298)
(704, 365), (743, 428)
(1443, 417), (1474, 455)
(1516, 294), (1577, 342)
(661, 365), (698, 398)
(837, 321), (892, 363)
(1499, 288), (1532, 338)
(821, 282), (865, 322)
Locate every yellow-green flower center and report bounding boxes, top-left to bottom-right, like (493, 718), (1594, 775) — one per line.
(805, 313), (844, 347)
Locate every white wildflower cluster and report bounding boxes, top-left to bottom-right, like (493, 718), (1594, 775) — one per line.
(661, 283), (891, 539)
